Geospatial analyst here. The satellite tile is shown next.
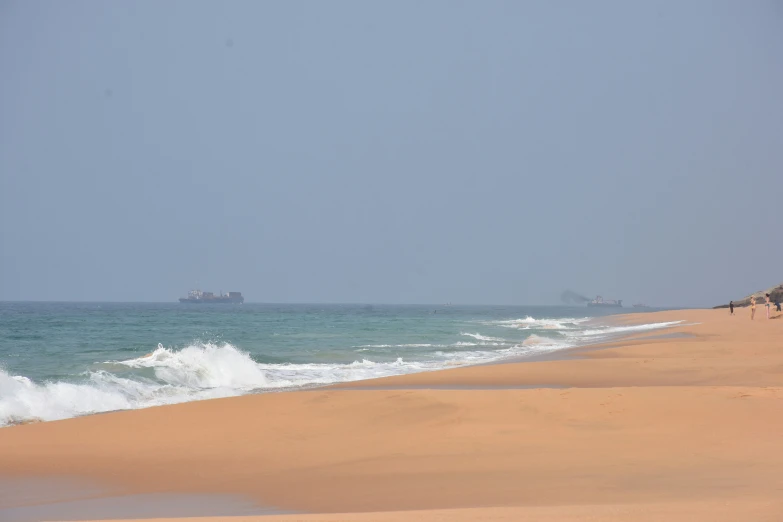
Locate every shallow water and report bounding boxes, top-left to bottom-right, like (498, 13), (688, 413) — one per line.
(0, 477), (283, 520)
(0, 302), (677, 426)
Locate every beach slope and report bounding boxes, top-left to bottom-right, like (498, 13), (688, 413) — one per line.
(1, 309), (781, 521)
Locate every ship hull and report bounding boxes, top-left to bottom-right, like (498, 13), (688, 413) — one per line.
(586, 302), (622, 308)
(178, 297), (244, 304)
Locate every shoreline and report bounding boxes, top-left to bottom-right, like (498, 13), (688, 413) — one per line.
(1, 309), (782, 521)
(3, 310), (675, 427)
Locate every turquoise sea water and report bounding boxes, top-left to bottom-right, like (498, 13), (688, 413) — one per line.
(0, 303), (678, 426)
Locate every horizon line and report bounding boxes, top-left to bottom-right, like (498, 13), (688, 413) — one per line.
(0, 300), (688, 309)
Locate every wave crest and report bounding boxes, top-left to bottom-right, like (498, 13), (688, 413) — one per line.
(1, 319), (683, 427)
(118, 343), (269, 390)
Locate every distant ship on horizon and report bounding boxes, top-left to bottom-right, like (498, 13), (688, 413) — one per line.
(586, 296), (623, 308)
(179, 289), (244, 304)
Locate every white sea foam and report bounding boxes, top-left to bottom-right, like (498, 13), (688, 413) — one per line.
(355, 341), (505, 349)
(0, 343), (455, 426)
(121, 343), (270, 389)
(0, 368), (136, 425)
(485, 316), (589, 330)
(460, 332), (507, 342)
(354, 344), (436, 348)
(0, 318), (682, 427)
(563, 321), (683, 340)
(434, 336), (571, 364)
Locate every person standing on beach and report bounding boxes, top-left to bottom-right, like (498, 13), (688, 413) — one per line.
(750, 297), (756, 320)
(765, 294), (771, 319)
(729, 301), (734, 315)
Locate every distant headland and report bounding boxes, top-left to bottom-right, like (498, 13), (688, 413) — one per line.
(713, 283), (783, 308)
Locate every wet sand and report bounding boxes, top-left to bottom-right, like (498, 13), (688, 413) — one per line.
(1, 309), (781, 521)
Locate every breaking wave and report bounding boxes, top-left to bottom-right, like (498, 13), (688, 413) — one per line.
(0, 319), (683, 427)
(485, 316), (589, 330)
(562, 321), (683, 339)
(460, 332), (507, 342)
(0, 343), (460, 426)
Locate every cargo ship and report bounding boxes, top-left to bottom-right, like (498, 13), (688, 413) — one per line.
(586, 296), (623, 308)
(179, 289), (244, 304)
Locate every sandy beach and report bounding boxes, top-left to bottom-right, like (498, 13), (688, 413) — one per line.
(1, 309), (782, 521)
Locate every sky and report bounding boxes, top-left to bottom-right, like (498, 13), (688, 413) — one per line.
(1, 0), (782, 307)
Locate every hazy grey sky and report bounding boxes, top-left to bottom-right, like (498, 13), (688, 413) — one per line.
(1, 1), (782, 306)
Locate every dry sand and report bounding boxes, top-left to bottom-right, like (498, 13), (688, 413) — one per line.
(1, 309), (782, 521)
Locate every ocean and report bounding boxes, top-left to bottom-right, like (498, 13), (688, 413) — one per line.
(0, 302), (679, 427)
